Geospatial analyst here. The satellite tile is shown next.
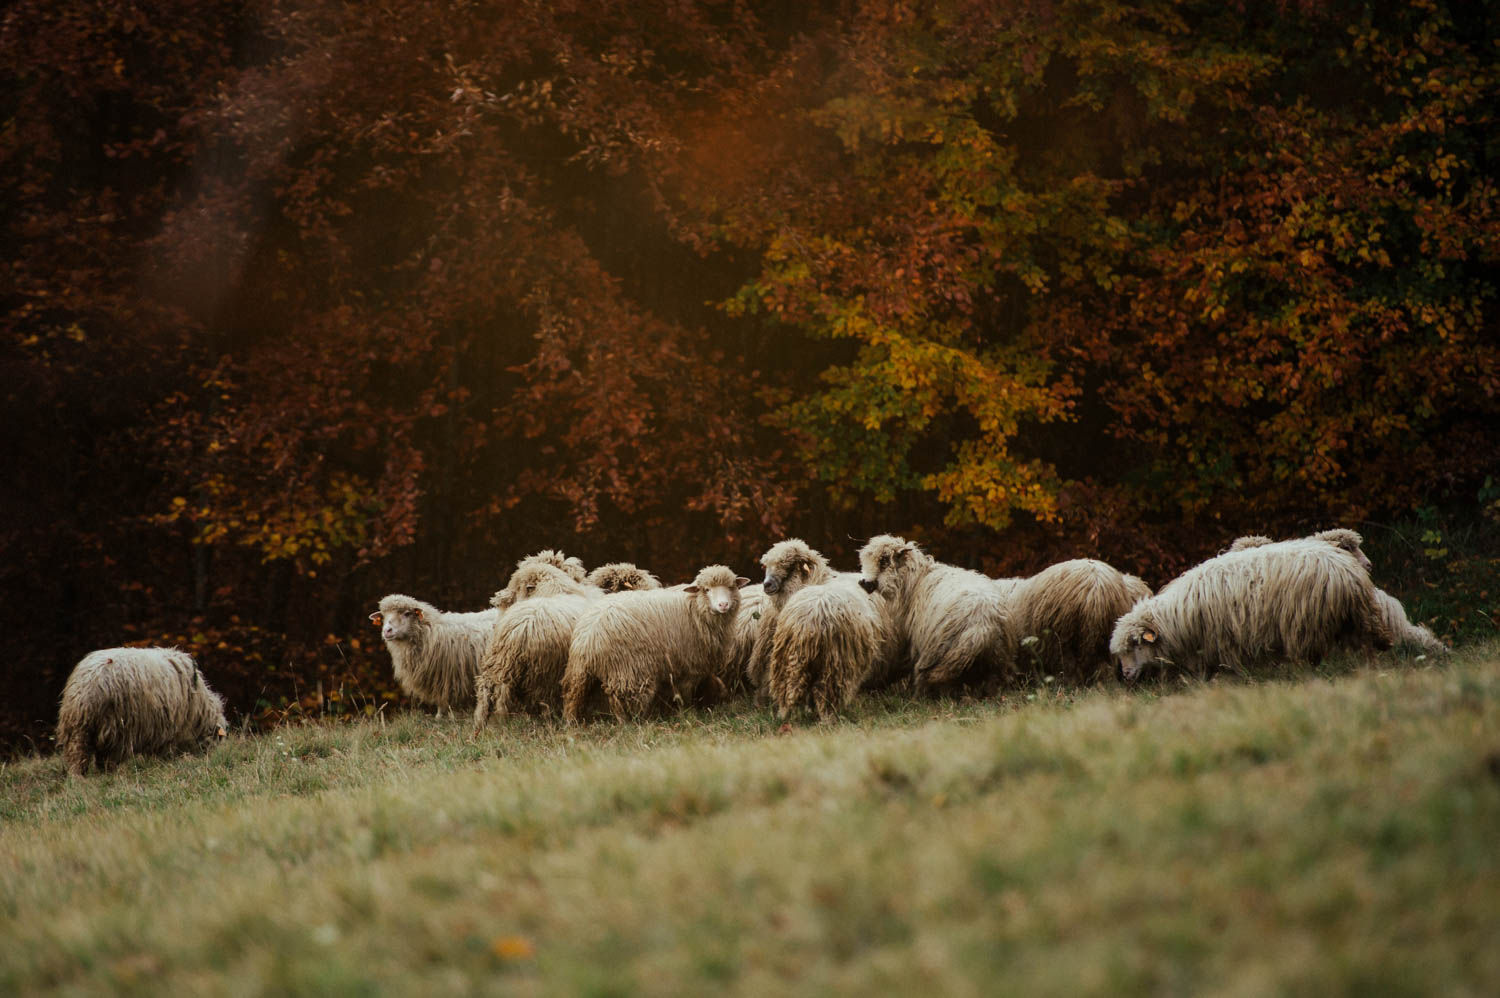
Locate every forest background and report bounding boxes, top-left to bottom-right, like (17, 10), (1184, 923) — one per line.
(3, 0), (1497, 751)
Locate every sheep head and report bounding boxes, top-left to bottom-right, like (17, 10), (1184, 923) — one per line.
(494, 562), (579, 609)
(1311, 528), (1372, 571)
(758, 538), (829, 599)
(1110, 606), (1164, 683)
(858, 534), (926, 601)
(374, 595), (434, 644)
(683, 565), (750, 615)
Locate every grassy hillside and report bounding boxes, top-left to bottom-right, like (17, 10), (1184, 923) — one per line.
(3, 645), (1499, 996)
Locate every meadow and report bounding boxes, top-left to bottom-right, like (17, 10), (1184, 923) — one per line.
(3, 644), (1498, 997)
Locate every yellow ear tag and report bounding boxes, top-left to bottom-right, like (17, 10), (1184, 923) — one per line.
(1142, 630), (1157, 644)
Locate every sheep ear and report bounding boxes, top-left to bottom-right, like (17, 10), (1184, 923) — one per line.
(414, 608), (426, 621)
(735, 576), (751, 589)
(369, 612), (382, 625)
(683, 584), (701, 594)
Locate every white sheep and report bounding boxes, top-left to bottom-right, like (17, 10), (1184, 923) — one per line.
(1110, 539), (1392, 681)
(561, 564), (749, 723)
(1006, 559), (1152, 684)
(472, 564), (605, 730)
(858, 535), (1012, 695)
(371, 595), (496, 717)
(751, 538), (897, 720)
(745, 539), (843, 696)
(56, 647), (227, 776)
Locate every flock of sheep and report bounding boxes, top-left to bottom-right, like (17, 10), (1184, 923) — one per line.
(54, 528), (1446, 775)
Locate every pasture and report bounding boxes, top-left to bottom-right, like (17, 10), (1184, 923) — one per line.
(3, 644), (1498, 996)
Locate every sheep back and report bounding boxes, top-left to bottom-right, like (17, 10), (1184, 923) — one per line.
(56, 647), (227, 776)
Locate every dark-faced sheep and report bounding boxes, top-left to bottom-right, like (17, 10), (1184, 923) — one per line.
(372, 595), (496, 718)
(1110, 539), (1392, 682)
(561, 564), (749, 723)
(1007, 559), (1152, 684)
(56, 647), (227, 776)
(746, 539), (843, 696)
(858, 534), (1012, 695)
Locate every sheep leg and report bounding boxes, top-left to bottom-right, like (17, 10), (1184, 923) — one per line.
(471, 675), (494, 733)
(561, 667), (595, 724)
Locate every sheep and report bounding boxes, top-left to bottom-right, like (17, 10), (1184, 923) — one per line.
(561, 564), (749, 723)
(56, 647), (227, 776)
(472, 564), (608, 730)
(858, 534), (1012, 695)
(745, 539), (844, 696)
(766, 575), (892, 723)
(1226, 529), (1372, 571)
(371, 594), (497, 718)
(1374, 588), (1449, 657)
(1006, 559), (1153, 684)
(1110, 539), (1392, 682)
(585, 562), (662, 593)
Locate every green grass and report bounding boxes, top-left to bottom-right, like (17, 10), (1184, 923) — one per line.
(4, 645), (1499, 996)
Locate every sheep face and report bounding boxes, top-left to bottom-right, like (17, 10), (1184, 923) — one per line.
(684, 566), (751, 615)
(203, 692), (230, 745)
(372, 603), (427, 644)
(759, 539), (825, 598)
(857, 534), (923, 601)
(1111, 611), (1164, 682)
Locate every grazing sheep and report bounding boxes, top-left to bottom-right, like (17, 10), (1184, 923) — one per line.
(56, 647), (227, 776)
(1110, 539), (1392, 682)
(1227, 529), (1372, 571)
(561, 565), (749, 723)
(1008, 559), (1153, 683)
(1374, 588), (1448, 657)
(858, 535), (1012, 695)
(372, 594), (496, 717)
(585, 562), (662, 593)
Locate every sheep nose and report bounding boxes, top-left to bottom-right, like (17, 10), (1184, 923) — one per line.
(859, 578), (878, 593)
(763, 576), (780, 594)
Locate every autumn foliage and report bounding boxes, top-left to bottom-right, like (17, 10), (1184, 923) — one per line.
(3, 0), (1497, 748)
